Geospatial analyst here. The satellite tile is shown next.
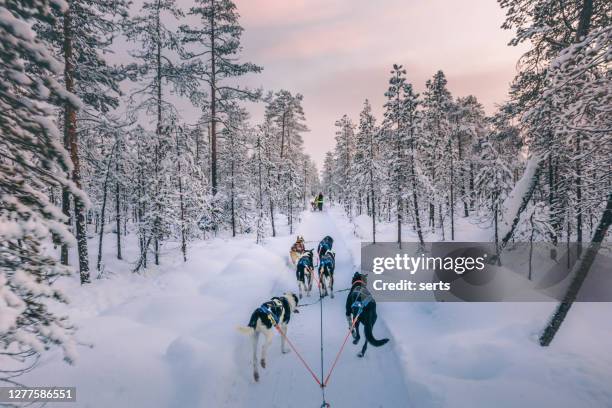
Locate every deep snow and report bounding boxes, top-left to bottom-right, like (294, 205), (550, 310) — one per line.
(13, 207), (612, 408)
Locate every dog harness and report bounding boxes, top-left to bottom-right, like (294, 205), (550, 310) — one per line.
(319, 253), (334, 267)
(258, 298), (283, 326)
(297, 255), (312, 268)
(350, 282), (372, 316)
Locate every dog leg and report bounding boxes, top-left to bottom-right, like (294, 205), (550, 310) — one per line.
(358, 340), (368, 358)
(280, 323), (290, 354)
(252, 331), (260, 382)
(260, 329), (273, 369)
(330, 275), (334, 298)
(353, 322), (361, 345)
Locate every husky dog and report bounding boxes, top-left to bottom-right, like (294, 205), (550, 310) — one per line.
(317, 235), (334, 260)
(318, 250), (335, 298)
(237, 293), (300, 382)
(289, 235), (305, 265)
(296, 249), (314, 298)
(345, 273), (389, 357)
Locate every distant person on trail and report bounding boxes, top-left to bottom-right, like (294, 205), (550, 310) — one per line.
(290, 235), (305, 264)
(316, 192), (324, 211)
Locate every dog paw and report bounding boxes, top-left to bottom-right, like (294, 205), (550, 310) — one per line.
(357, 352), (364, 358)
(352, 338), (359, 345)
(330, 293), (334, 299)
(254, 372), (259, 382)
(260, 359), (266, 369)
(282, 349), (291, 354)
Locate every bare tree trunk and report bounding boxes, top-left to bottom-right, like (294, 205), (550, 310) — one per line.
(575, 133), (583, 257)
(539, 191), (611, 346)
(115, 143), (122, 260)
(410, 149), (424, 245)
(97, 149), (114, 272)
(64, 7), (89, 283)
(267, 168), (276, 237)
(209, 0), (218, 195)
(153, 4), (162, 266)
(177, 134), (187, 261)
(230, 152), (236, 237)
(449, 138), (455, 240)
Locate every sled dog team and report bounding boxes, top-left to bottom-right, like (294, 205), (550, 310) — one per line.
(238, 235), (389, 383)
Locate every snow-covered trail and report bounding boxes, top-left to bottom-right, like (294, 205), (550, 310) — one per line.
(231, 210), (412, 408)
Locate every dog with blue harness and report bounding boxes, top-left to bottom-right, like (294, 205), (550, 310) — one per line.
(238, 292), (300, 382)
(318, 250), (335, 298)
(345, 272), (389, 357)
(317, 235), (334, 260)
(296, 249), (314, 298)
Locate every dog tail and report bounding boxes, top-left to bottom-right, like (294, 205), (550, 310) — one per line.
(237, 326), (254, 335)
(364, 321), (389, 347)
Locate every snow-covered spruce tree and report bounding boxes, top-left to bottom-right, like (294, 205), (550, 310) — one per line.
(264, 90), (308, 233)
(421, 70), (454, 238)
(125, 0), (190, 268)
(353, 100), (380, 240)
(333, 115), (356, 218)
(170, 123), (209, 261)
(179, 0), (262, 196)
(34, 0), (127, 282)
(252, 129), (269, 243)
(451, 96), (487, 219)
(382, 64), (423, 245)
(475, 140), (514, 254)
(497, 0), (611, 251)
(258, 117), (280, 236)
(218, 106), (253, 237)
(1, 0), (84, 381)
(321, 151), (336, 204)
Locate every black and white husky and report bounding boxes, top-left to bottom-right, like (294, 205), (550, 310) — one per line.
(318, 250), (335, 298)
(317, 235), (334, 260)
(345, 273), (389, 357)
(237, 293), (300, 382)
(296, 249), (314, 298)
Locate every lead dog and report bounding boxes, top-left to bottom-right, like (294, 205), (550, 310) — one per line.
(318, 250), (335, 298)
(296, 249), (314, 298)
(345, 273), (389, 357)
(238, 293), (300, 382)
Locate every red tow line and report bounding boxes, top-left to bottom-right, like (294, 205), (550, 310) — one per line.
(274, 325), (322, 387)
(323, 314), (359, 387)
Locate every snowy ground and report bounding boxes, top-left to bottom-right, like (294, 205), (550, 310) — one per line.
(16, 208), (612, 407)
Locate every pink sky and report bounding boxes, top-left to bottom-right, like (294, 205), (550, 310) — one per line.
(231, 0), (527, 168)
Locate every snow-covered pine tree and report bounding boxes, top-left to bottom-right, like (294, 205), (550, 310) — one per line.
(382, 64), (422, 244)
(451, 96), (487, 219)
(179, 0), (262, 196)
(1, 0), (84, 380)
(421, 70), (454, 238)
(333, 115), (356, 218)
(219, 105), (253, 236)
(264, 90), (308, 233)
(353, 100), (380, 240)
(125, 0), (188, 268)
(498, 0), (611, 252)
(34, 0), (128, 282)
(321, 151), (335, 204)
